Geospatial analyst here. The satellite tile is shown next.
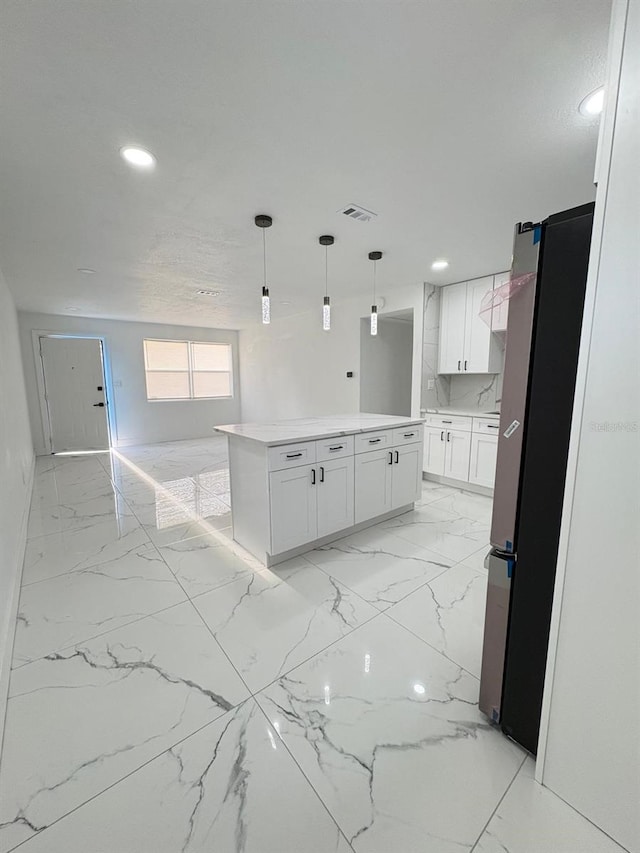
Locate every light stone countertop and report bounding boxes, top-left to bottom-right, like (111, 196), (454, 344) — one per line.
(215, 414), (424, 446)
(422, 407), (500, 419)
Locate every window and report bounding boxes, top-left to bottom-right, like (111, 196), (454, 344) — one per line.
(143, 339), (233, 401)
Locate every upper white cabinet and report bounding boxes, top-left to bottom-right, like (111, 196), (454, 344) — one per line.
(438, 282), (468, 373)
(438, 275), (503, 374)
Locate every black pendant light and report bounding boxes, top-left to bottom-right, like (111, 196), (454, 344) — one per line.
(319, 235), (334, 331)
(368, 251), (382, 335)
(255, 214), (273, 324)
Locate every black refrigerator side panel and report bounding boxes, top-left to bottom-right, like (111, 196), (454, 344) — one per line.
(500, 203), (594, 754)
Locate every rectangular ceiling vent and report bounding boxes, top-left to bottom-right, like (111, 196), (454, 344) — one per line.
(339, 204), (378, 223)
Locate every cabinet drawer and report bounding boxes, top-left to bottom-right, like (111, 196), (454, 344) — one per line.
(315, 435), (354, 462)
(354, 429), (393, 454)
(392, 425), (423, 446)
(472, 417), (501, 435)
(424, 414), (472, 432)
(268, 441), (316, 472)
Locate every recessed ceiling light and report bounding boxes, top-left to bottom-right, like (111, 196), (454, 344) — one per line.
(196, 289), (221, 297)
(77, 268), (96, 274)
(413, 682), (426, 695)
(431, 259), (449, 271)
(120, 146), (156, 168)
(579, 86), (604, 117)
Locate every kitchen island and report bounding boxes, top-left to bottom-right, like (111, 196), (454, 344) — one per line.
(216, 414), (424, 566)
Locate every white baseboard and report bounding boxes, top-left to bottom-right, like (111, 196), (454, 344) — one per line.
(422, 472), (494, 498)
(0, 453), (35, 759)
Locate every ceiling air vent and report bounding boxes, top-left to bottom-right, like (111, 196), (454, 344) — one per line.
(339, 204), (378, 223)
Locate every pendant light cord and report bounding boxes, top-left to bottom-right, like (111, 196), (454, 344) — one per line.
(262, 228), (267, 288)
(373, 260), (377, 304)
(325, 246), (328, 298)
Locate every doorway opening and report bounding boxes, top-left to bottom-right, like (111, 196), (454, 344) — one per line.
(37, 335), (112, 454)
(359, 309), (414, 416)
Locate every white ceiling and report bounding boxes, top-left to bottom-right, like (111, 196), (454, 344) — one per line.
(0, 0), (611, 329)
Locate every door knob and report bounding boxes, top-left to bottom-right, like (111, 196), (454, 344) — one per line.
(93, 402), (105, 407)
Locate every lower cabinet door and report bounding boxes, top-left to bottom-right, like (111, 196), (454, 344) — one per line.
(269, 464), (318, 554)
(317, 456), (355, 538)
(469, 432), (498, 488)
(354, 448), (393, 523)
(444, 428), (472, 482)
(423, 426), (447, 475)
(391, 443), (423, 508)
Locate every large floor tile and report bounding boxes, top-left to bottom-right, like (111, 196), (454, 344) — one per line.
(387, 562), (488, 677)
(305, 527), (453, 610)
(381, 504), (490, 563)
(11, 699), (352, 853)
(258, 617), (524, 853)
(429, 490), (494, 524)
(193, 558), (379, 693)
(475, 758), (627, 853)
(13, 544), (187, 666)
(158, 532), (259, 597)
(27, 492), (135, 540)
(21, 515), (150, 584)
(417, 479), (460, 505)
(30, 475), (118, 512)
(0, 602), (249, 852)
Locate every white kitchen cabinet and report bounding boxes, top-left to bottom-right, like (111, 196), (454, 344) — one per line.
(444, 428), (472, 481)
(270, 464), (318, 554)
(438, 282), (467, 373)
(469, 432), (498, 489)
(317, 456), (355, 538)
(423, 425), (448, 476)
(354, 447), (393, 523)
(491, 271), (511, 333)
(438, 277), (503, 374)
(220, 417), (424, 566)
(391, 443), (424, 507)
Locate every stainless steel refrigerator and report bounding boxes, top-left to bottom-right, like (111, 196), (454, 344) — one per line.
(479, 202), (594, 754)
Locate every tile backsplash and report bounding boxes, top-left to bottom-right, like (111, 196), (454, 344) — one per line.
(421, 282), (504, 413)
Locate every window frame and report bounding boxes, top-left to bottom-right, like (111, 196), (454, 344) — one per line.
(143, 338), (234, 402)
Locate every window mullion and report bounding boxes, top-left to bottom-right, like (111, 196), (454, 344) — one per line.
(187, 341), (195, 399)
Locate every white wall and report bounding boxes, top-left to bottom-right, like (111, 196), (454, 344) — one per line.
(360, 315), (413, 416)
(0, 268), (34, 755)
(18, 313), (241, 453)
(539, 3), (639, 850)
(239, 285), (424, 422)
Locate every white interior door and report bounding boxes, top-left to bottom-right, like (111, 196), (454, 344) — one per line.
(40, 337), (110, 452)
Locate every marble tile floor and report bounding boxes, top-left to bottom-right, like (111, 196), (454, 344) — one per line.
(0, 437), (625, 852)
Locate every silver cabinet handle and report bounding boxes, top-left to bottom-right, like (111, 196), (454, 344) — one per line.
(311, 468), (316, 485)
(286, 452), (303, 459)
(329, 445), (343, 451)
(368, 438), (382, 444)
